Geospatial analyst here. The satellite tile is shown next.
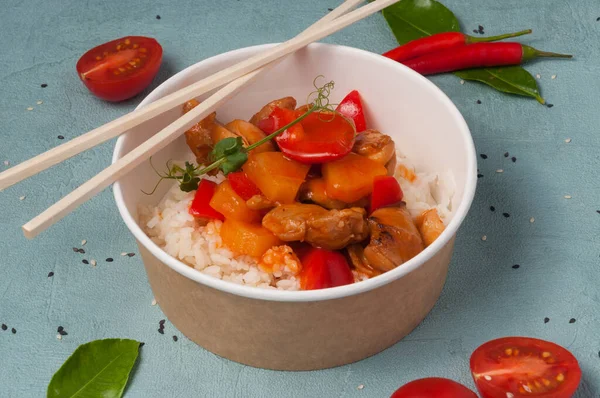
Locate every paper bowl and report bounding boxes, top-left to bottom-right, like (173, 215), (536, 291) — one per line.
(113, 43), (477, 370)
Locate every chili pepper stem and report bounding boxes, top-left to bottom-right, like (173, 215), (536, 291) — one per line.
(522, 45), (573, 61)
(468, 29), (533, 44)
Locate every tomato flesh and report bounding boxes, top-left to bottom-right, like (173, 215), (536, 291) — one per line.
(391, 378), (478, 398)
(76, 36), (162, 102)
(299, 248), (353, 290)
(470, 337), (581, 398)
(336, 90), (367, 132)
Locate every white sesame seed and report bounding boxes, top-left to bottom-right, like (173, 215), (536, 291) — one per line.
(506, 393), (514, 398)
(565, 138), (571, 143)
(357, 384), (364, 390)
(19, 196), (26, 201)
(481, 235), (487, 241)
(496, 169), (504, 173)
(36, 100), (43, 105)
(81, 239), (87, 246)
(56, 334), (62, 340)
(551, 75), (557, 80)
(484, 375), (492, 381)
(460, 80), (465, 85)
(564, 195), (572, 199)
(3, 160), (9, 166)
(121, 252), (128, 256)
(91, 259), (97, 267)
(523, 385), (532, 393)
(151, 298), (157, 306)
(536, 74), (541, 79)
(530, 217), (535, 223)
(26, 107), (34, 111)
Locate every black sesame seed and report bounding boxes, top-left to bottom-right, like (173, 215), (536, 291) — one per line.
(159, 319), (165, 325)
(82, 259), (89, 265)
(478, 25), (484, 31)
(78, 249), (85, 254)
(327, 7), (333, 11)
(57, 326), (64, 332)
(544, 317), (550, 323)
(47, 272), (54, 277)
(72, 247), (79, 252)
(490, 206), (495, 212)
(511, 157), (517, 163)
(127, 253), (135, 257)
(106, 258), (114, 262)
(158, 329), (164, 334)
(59, 330), (68, 336)
(546, 103), (554, 108)
(473, 29), (479, 34)
(139, 342), (145, 347)
(476, 100), (482, 104)
(597, 17), (600, 21)
(1, 324), (6, 331)
(480, 154), (488, 159)
(156, 15), (161, 19)
(173, 335), (178, 342)
(57, 135), (64, 140)
(596, 210), (600, 214)
(11, 328), (16, 334)
(503, 213), (510, 218)
(477, 173), (484, 178)
(569, 318), (576, 324)
(41, 83), (48, 88)
(504, 152), (509, 158)
(512, 264), (520, 269)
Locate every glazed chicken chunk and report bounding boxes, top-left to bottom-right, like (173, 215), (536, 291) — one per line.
(249, 96), (297, 126)
(262, 204), (369, 250)
(352, 129), (397, 176)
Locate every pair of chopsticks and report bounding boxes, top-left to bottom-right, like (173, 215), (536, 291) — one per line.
(1, 0), (399, 238)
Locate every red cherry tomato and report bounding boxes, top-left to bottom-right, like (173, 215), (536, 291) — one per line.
(188, 180), (224, 221)
(391, 378), (478, 398)
(470, 337), (581, 398)
(370, 175), (404, 213)
(299, 248), (354, 290)
(227, 171), (262, 201)
(76, 36), (162, 102)
(260, 107), (355, 164)
(336, 90), (367, 132)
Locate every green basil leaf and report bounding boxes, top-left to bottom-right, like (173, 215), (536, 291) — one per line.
(47, 339), (141, 398)
(382, 0), (544, 103)
(220, 151), (248, 175)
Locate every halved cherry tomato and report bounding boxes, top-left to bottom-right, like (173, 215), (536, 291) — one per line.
(371, 175), (404, 213)
(189, 180), (224, 221)
(260, 107), (355, 164)
(391, 378), (478, 398)
(76, 36), (162, 102)
(470, 337), (581, 398)
(299, 248), (353, 290)
(336, 90), (367, 132)
(227, 171), (262, 201)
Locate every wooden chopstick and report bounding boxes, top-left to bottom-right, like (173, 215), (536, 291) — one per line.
(0, 0), (365, 192)
(22, 0), (399, 238)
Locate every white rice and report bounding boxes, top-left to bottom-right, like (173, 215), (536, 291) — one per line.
(139, 151), (455, 290)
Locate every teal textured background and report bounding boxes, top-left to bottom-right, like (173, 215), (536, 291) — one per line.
(1, 0), (599, 396)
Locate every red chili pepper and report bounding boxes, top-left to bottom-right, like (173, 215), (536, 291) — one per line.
(370, 175), (403, 214)
(188, 180), (224, 221)
(382, 29), (532, 62)
(335, 90), (367, 132)
(227, 171), (262, 201)
(402, 42), (572, 76)
(299, 248), (354, 290)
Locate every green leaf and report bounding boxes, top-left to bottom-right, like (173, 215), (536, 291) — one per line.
(220, 151), (248, 175)
(381, 0), (544, 103)
(180, 176), (200, 192)
(47, 339), (141, 398)
(211, 137), (244, 161)
(455, 67), (545, 104)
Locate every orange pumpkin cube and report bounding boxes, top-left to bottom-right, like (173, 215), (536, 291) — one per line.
(209, 180), (261, 223)
(220, 219), (282, 258)
(322, 153), (387, 203)
(243, 152), (310, 203)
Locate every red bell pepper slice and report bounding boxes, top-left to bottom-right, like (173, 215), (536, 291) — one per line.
(370, 175), (403, 213)
(299, 248), (354, 290)
(335, 90), (367, 133)
(227, 171), (262, 201)
(188, 180), (225, 221)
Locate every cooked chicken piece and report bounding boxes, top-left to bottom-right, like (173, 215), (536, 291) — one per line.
(295, 104), (311, 114)
(299, 179), (347, 210)
(183, 100), (213, 165)
(353, 129), (396, 164)
(225, 119), (274, 153)
(386, 152), (397, 176)
(262, 204), (369, 250)
(363, 204), (424, 272)
(415, 208), (445, 246)
(249, 96), (297, 126)
(246, 195), (277, 211)
(346, 244), (381, 278)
